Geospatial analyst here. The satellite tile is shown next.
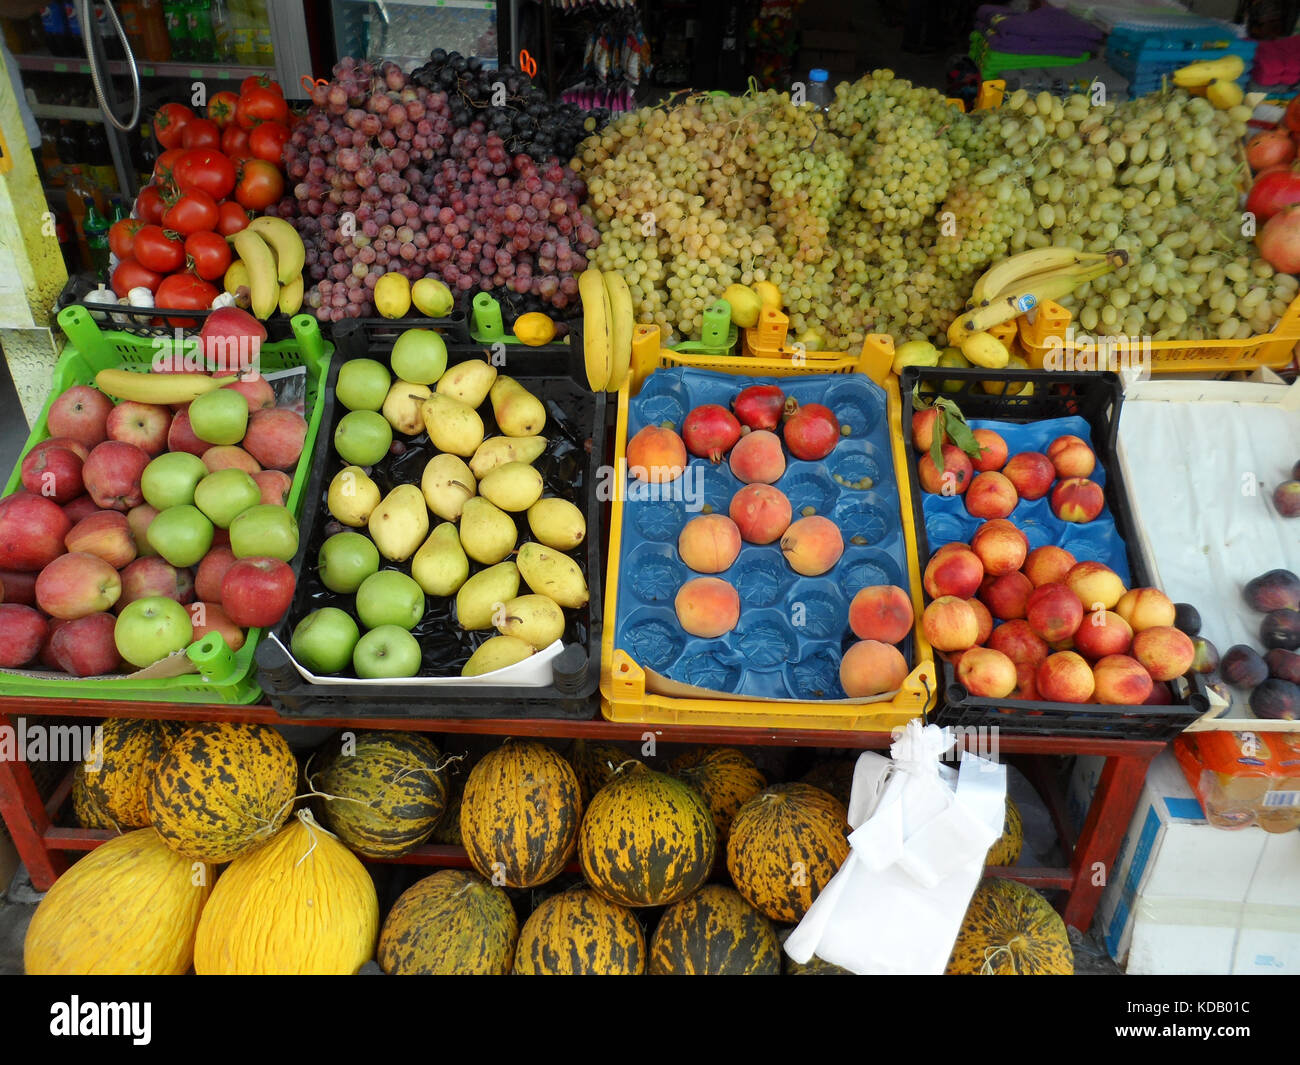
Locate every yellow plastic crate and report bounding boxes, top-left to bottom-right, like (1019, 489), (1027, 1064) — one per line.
(601, 325), (937, 732)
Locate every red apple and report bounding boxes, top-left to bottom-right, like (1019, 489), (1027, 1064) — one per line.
(0, 495), (72, 571)
(47, 385), (113, 449)
(50, 611), (122, 676)
(195, 546), (238, 603)
(0, 568), (39, 605)
(65, 510), (137, 569)
(105, 400), (171, 456)
(82, 441), (150, 511)
(221, 556), (295, 627)
(38, 617), (67, 670)
(61, 495), (101, 524)
(188, 600), (246, 652)
(35, 552), (122, 619)
(222, 377), (276, 413)
(242, 408), (308, 471)
(252, 470), (292, 507)
(117, 556), (195, 610)
(167, 409), (211, 458)
(27, 436), (90, 463)
(20, 445), (84, 503)
(0, 604), (48, 667)
(126, 504), (159, 556)
(202, 445), (261, 475)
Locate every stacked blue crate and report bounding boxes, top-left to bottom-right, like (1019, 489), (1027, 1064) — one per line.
(1106, 22), (1255, 96)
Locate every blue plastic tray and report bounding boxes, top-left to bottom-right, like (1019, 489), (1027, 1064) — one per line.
(613, 367), (910, 701)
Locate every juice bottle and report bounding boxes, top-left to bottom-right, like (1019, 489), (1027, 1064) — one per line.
(247, 0), (273, 65)
(84, 122), (119, 193)
(135, 0), (170, 62)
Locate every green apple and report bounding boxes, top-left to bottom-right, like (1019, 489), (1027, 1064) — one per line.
(356, 569), (424, 630)
(194, 468), (262, 529)
(334, 410), (393, 467)
(318, 531), (380, 593)
(188, 387), (250, 446)
(353, 624), (422, 678)
(228, 503), (300, 561)
(291, 606), (360, 674)
(146, 504), (213, 567)
(390, 328), (448, 385)
(337, 358), (392, 412)
(114, 595), (194, 668)
(141, 452), (209, 509)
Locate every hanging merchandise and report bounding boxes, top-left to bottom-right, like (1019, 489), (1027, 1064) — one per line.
(553, 0), (636, 10)
(560, 9), (649, 114)
(747, 0), (804, 90)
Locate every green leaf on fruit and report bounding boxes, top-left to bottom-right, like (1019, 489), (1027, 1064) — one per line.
(934, 397), (984, 464)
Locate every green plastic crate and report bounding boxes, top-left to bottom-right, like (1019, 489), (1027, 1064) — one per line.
(0, 308), (333, 704)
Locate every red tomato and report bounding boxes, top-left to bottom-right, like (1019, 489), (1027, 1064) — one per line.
(108, 218), (145, 260)
(241, 74), (284, 97)
(154, 103), (194, 149)
(110, 258), (163, 298)
(221, 123), (251, 157)
(249, 120), (291, 165)
(236, 86), (290, 130)
(173, 148), (236, 201)
(185, 230), (232, 281)
(153, 147), (186, 185)
(133, 224), (186, 273)
(155, 273), (220, 327)
(161, 187), (220, 235)
(180, 117), (221, 151)
(216, 200), (252, 236)
(233, 158), (285, 210)
(207, 91), (240, 129)
(134, 184), (166, 224)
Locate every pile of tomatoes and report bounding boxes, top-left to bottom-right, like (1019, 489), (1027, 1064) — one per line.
(108, 76), (292, 312)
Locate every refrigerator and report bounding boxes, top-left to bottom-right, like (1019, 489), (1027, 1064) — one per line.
(326, 0), (514, 73)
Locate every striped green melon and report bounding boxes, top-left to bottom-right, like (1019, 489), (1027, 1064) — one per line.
(308, 731), (448, 858)
(378, 869), (518, 975)
(650, 885), (780, 975)
(513, 885), (645, 975)
(459, 739), (583, 888)
(727, 783), (849, 923)
(778, 927), (853, 975)
(72, 763), (117, 830)
(985, 798), (1024, 867)
(800, 758), (856, 808)
(946, 878), (1073, 975)
(668, 746), (765, 842)
(146, 723), (297, 863)
(579, 764), (715, 908)
(566, 739), (638, 806)
(82, 718), (182, 829)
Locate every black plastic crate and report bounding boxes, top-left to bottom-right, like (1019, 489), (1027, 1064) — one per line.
(899, 366), (1208, 742)
(255, 318), (606, 718)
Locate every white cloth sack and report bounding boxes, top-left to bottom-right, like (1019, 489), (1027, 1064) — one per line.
(784, 721), (1006, 974)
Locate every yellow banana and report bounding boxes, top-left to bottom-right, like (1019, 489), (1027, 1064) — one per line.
(231, 230), (279, 320)
(1172, 54), (1244, 88)
(578, 268), (611, 391)
(278, 276), (304, 316)
(247, 216), (306, 285)
(969, 247), (1112, 306)
(95, 369), (236, 405)
(958, 260), (1119, 337)
(602, 270), (633, 392)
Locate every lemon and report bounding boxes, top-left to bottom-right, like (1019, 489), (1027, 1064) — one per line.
(411, 277), (454, 317)
(961, 330), (1011, 369)
(753, 280), (783, 312)
(721, 283), (763, 328)
(513, 312), (557, 346)
(981, 354), (1030, 394)
(374, 273), (412, 319)
(891, 339), (940, 375)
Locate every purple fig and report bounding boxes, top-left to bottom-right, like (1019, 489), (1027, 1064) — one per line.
(1243, 569), (1300, 612)
(1222, 645), (1269, 688)
(1266, 648), (1300, 684)
(1250, 678), (1300, 720)
(1261, 608), (1300, 651)
(1191, 637), (1220, 674)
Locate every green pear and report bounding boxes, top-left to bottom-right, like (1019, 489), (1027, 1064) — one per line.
(327, 465), (381, 527)
(497, 593), (565, 649)
(436, 358), (498, 409)
(462, 635), (534, 677)
(459, 496), (517, 565)
(517, 541), (589, 608)
(489, 376), (547, 437)
(411, 522), (470, 597)
(469, 435), (547, 479)
(527, 497), (586, 550)
(421, 453), (476, 521)
(420, 392), (484, 457)
(456, 561), (520, 630)
(381, 379), (431, 436)
(479, 461), (543, 513)
(368, 484), (430, 562)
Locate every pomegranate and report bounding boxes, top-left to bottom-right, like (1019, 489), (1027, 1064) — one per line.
(681, 403), (742, 463)
(1258, 203), (1300, 273)
(782, 399), (840, 461)
(1247, 129), (1296, 172)
(731, 384), (785, 431)
(1246, 167), (1300, 222)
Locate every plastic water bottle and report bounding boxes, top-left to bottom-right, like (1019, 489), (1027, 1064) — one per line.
(807, 68), (832, 112)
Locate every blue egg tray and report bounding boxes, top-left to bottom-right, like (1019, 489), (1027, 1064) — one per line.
(612, 367), (911, 701)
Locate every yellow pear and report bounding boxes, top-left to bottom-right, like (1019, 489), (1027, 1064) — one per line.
(411, 276), (454, 317)
(327, 466), (381, 527)
(527, 497), (586, 550)
(367, 484), (429, 562)
(489, 376), (546, 437)
(469, 435), (547, 478)
(436, 359), (498, 409)
(420, 393), (484, 457)
(517, 541), (588, 608)
(381, 379), (432, 436)
(458, 496), (517, 565)
(456, 561), (520, 630)
(462, 635), (534, 677)
(421, 453), (476, 521)
(411, 522), (469, 597)
(496, 593), (565, 649)
(478, 461), (543, 512)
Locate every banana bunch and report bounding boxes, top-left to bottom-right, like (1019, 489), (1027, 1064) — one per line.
(224, 217), (305, 320)
(1171, 54), (1245, 109)
(578, 267), (633, 393)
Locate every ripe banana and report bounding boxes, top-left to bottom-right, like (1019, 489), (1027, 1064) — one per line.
(248, 216), (306, 285)
(278, 275), (304, 316)
(231, 230), (279, 320)
(95, 369), (236, 405)
(602, 270), (633, 392)
(969, 247), (1112, 307)
(1172, 53), (1244, 88)
(579, 268), (611, 391)
(955, 260), (1119, 338)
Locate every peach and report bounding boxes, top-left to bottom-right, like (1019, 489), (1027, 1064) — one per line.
(1023, 544), (1077, 587)
(188, 600), (246, 653)
(921, 595), (980, 652)
(849, 585), (914, 645)
(971, 429), (1008, 473)
(969, 597), (993, 645)
(970, 519), (1028, 576)
(1092, 654), (1154, 705)
(65, 511), (137, 570)
(1131, 626), (1195, 682)
(957, 646), (1018, 698)
(1026, 583), (1084, 642)
(167, 409), (211, 458)
(1066, 561), (1126, 611)
(1072, 609), (1133, 660)
(923, 546), (984, 600)
(989, 619), (1049, 667)
(242, 408), (308, 471)
(35, 552), (121, 619)
(674, 577), (740, 638)
(627, 424), (688, 483)
(1114, 587), (1176, 633)
(1036, 651), (1096, 703)
(118, 557), (195, 610)
(202, 445), (262, 476)
(965, 471), (1018, 519)
(195, 547), (238, 603)
(982, 571), (1034, 620)
(252, 470), (292, 507)
(126, 504), (159, 557)
(1051, 477), (1105, 523)
(1047, 434), (1096, 479)
(1002, 452), (1055, 501)
(911, 408), (945, 452)
(918, 445), (974, 495)
(840, 639), (910, 697)
(728, 484), (792, 544)
(678, 514), (742, 574)
(728, 429), (785, 485)
(780, 516), (843, 576)
(1012, 661), (1039, 700)
(1144, 682), (1173, 705)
